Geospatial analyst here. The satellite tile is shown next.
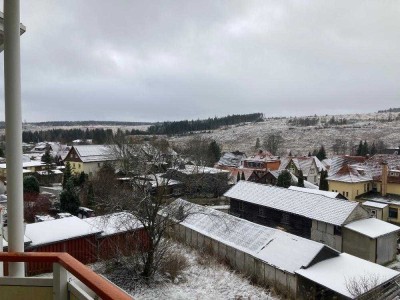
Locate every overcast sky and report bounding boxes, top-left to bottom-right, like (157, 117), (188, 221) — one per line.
(0, 1), (399, 122)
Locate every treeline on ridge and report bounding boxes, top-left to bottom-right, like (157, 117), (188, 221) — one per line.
(147, 113), (264, 135)
(22, 113), (264, 143)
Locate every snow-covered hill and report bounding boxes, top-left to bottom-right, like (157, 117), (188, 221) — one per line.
(169, 111), (400, 156)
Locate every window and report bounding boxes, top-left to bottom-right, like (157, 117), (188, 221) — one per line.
(345, 192), (349, 197)
(371, 210), (376, 218)
(72, 163), (75, 168)
(389, 208), (398, 219)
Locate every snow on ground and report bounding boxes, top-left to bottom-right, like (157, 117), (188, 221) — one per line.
(98, 242), (279, 300)
(168, 112), (400, 156)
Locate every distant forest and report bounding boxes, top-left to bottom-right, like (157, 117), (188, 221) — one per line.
(0, 120), (152, 129)
(147, 113), (264, 135)
(378, 108), (400, 113)
(21, 113), (264, 143)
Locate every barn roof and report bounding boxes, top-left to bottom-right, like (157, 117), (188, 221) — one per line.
(25, 216), (102, 247)
(288, 186), (340, 199)
(344, 218), (400, 238)
(172, 199), (338, 274)
(84, 212), (143, 237)
(296, 253), (400, 299)
(224, 181), (363, 226)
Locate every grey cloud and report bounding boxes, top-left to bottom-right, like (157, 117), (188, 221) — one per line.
(0, 0), (398, 122)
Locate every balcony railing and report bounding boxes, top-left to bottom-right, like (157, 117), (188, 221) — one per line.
(0, 252), (132, 300)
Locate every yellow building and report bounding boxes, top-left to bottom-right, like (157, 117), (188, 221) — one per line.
(63, 145), (117, 178)
(327, 160), (373, 200)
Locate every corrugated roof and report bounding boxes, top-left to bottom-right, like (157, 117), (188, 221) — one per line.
(344, 218), (400, 238)
(296, 253), (400, 298)
(173, 199), (336, 273)
(73, 145), (116, 162)
(288, 186), (340, 199)
(224, 181), (362, 226)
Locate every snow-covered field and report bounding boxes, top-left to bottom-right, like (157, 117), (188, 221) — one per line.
(97, 242), (279, 300)
(169, 112), (400, 156)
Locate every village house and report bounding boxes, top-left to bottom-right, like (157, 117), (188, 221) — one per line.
(63, 145), (117, 178)
(226, 181), (399, 264)
(165, 164), (231, 197)
(169, 199), (400, 299)
(0, 160), (46, 180)
(279, 156), (325, 185)
(326, 156), (372, 200)
(248, 170), (319, 189)
(216, 151), (247, 168)
(242, 150), (280, 170)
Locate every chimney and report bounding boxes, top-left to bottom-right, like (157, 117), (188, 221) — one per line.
(381, 162), (388, 197)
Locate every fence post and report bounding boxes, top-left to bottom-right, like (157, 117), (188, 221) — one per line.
(53, 263), (68, 300)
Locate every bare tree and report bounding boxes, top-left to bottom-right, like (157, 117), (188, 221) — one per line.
(345, 274), (380, 298)
(263, 132), (284, 156)
(94, 136), (196, 280)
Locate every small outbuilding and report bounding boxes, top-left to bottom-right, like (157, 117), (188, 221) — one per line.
(343, 218), (400, 265)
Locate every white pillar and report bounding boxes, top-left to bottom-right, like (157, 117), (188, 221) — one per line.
(4, 0), (24, 276)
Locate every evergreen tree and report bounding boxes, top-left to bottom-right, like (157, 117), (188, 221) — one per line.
(277, 170), (292, 188)
(370, 142), (377, 155)
(0, 147), (4, 157)
(356, 140), (363, 156)
(86, 183), (95, 210)
(241, 172), (245, 180)
(207, 140), (221, 166)
(255, 138), (261, 150)
(316, 145), (327, 161)
(362, 140), (369, 156)
(237, 172), (240, 182)
(74, 171), (86, 187)
(63, 162), (72, 189)
(41, 149), (53, 173)
(23, 176), (40, 194)
(319, 170), (329, 191)
(60, 179), (81, 215)
(297, 170), (304, 187)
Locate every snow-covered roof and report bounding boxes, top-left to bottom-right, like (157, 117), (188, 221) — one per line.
(362, 201), (388, 209)
(289, 186), (340, 199)
(172, 165), (229, 175)
(25, 216), (102, 247)
(0, 161), (45, 169)
(327, 165), (372, 183)
(217, 152), (246, 168)
(36, 169), (63, 175)
(296, 253), (400, 299)
(71, 145), (117, 163)
(225, 181), (363, 226)
(84, 212), (143, 237)
(173, 199), (338, 274)
(344, 218), (400, 238)
(279, 156), (325, 177)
